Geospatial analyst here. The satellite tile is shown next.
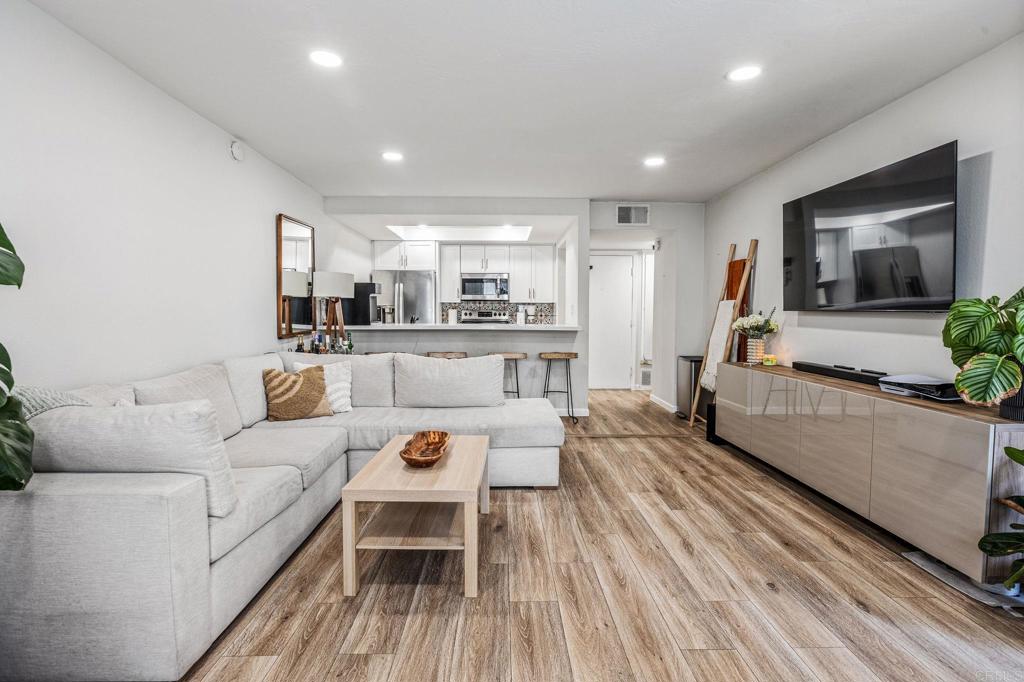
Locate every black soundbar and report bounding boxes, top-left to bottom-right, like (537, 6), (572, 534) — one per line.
(791, 361), (888, 387)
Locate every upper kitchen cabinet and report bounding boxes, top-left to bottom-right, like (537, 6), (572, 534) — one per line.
(460, 245), (510, 273)
(373, 240), (436, 270)
(460, 245), (485, 273)
(485, 245), (510, 273)
(439, 244), (461, 303)
(510, 245), (555, 302)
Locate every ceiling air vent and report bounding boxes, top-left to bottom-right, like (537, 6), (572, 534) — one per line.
(616, 204), (650, 226)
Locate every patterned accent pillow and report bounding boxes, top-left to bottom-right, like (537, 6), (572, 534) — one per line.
(262, 365), (334, 421)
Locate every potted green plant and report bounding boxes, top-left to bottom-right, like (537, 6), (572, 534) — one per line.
(978, 445), (1024, 590)
(942, 287), (1024, 419)
(0, 222), (33, 490)
(732, 307), (779, 365)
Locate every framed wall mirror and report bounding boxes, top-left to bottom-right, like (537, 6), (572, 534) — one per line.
(276, 214), (315, 339)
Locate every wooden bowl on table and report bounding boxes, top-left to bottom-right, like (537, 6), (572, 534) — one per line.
(399, 430), (452, 468)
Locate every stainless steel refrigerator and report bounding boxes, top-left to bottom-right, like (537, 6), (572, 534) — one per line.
(372, 270), (436, 324)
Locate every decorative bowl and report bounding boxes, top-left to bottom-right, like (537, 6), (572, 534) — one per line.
(399, 430), (452, 468)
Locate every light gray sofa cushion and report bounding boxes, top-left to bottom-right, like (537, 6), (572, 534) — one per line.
(253, 398), (564, 450)
(279, 352), (394, 407)
(70, 383), (136, 407)
(134, 364), (244, 439)
(223, 426), (347, 489)
(30, 400), (239, 517)
(208, 466), (302, 561)
(223, 354), (285, 427)
(394, 353), (504, 408)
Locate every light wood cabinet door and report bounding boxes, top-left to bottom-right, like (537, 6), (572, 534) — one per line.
(484, 245), (510, 273)
(798, 384), (873, 516)
(460, 245), (485, 274)
(509, 245), (532, 302)
(373, 240), (404, 269)
(715, 363), (750, 452)
(748, 371), (800, 476)
(439, 244), (461, 302)
(403, 241), (436, 270)
(531, 245), (555, 301)
(869, 401), (993, 581)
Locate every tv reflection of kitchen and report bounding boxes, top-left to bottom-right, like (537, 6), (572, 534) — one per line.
(783, 142), (956, 312)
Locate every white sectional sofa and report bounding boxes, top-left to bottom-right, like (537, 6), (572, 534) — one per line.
(0, 352), (564, 682)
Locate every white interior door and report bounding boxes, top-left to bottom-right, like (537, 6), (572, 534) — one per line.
(588, 255), (635, 389)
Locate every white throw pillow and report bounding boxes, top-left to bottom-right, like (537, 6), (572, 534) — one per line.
(394, 353), (505, 408)
(295, 361), (353, 413)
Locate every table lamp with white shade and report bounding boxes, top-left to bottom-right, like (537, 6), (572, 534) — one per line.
(281, 270), (310, 336)
(313, 271), (355, 342)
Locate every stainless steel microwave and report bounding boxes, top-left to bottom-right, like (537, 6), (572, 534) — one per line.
(460, 273), (509, 301)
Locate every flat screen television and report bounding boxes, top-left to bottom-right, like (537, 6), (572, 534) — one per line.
(783, 141), (957, 312)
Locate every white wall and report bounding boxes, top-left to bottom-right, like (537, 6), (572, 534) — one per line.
(589, 201), (704, 409)
(326, 196), (591, 413)
(704, 34), (1024, 380)
(0, 0), (370, 388)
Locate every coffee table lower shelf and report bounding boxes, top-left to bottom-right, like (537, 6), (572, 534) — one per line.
(357, 501), (465, 550)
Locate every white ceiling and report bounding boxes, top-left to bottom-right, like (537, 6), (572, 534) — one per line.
(333, 214), (577, 242)
(31, 0), (1024, 202)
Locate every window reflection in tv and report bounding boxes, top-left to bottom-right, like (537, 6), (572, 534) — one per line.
(783, 142), (956, 312)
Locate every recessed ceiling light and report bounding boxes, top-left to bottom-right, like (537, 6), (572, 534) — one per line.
(381, 151), (404, 162)
(309, 51), (343, 68)
(417, 224), (428, 229)
(726, 64), (762, 82)
(501, 224), (512, 230)
(643, 156), (666, 168)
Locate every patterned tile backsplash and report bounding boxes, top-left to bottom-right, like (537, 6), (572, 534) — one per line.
(441, 301), (557, 324)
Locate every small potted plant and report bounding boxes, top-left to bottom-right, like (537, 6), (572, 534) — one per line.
(942, 287), (1024, 419)
(732, 307), (779, 365)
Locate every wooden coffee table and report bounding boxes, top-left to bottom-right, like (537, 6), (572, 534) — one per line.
(341, 434), (489, 598)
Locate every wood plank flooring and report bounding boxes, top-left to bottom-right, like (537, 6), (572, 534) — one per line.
(184, 389), (1024, 682)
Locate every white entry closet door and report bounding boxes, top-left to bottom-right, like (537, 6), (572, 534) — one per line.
(588, 254), (635, 389)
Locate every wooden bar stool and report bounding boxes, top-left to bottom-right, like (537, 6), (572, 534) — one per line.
(540, 351), (579, 424)
(426, 351), (468, 359)
(489, 352), (527, 398)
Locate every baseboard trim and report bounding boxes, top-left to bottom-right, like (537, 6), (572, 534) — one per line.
(649, 394), (677, 413)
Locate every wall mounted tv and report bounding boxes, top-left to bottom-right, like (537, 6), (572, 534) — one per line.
(783, 141), (957, 312)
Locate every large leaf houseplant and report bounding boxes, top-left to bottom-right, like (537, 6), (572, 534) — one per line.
(0, 222), (33, 490)
(942, 287), (1024, 419)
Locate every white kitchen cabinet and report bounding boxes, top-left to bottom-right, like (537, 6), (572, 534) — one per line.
(509, 246), (532, 302)
(460, 245), (486, 273)
(373, 241), (405, 269)
(373, 240), (436, 270)
(508, 245), (554, 302)
(484, 245), (510, 273)
(439, 244), (461, 302)
(403, 241), (436, 270)
(531, 245), (555, 301)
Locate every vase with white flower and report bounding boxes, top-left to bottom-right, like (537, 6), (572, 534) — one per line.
(732, 308), (779, 365)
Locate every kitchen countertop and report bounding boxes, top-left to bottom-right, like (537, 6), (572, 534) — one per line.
(346, 324), (579, 332)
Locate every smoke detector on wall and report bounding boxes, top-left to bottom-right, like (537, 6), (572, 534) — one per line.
(616, 203), (650, 226)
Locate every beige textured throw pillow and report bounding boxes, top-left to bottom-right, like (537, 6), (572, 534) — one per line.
(262, 366), (334, 421)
